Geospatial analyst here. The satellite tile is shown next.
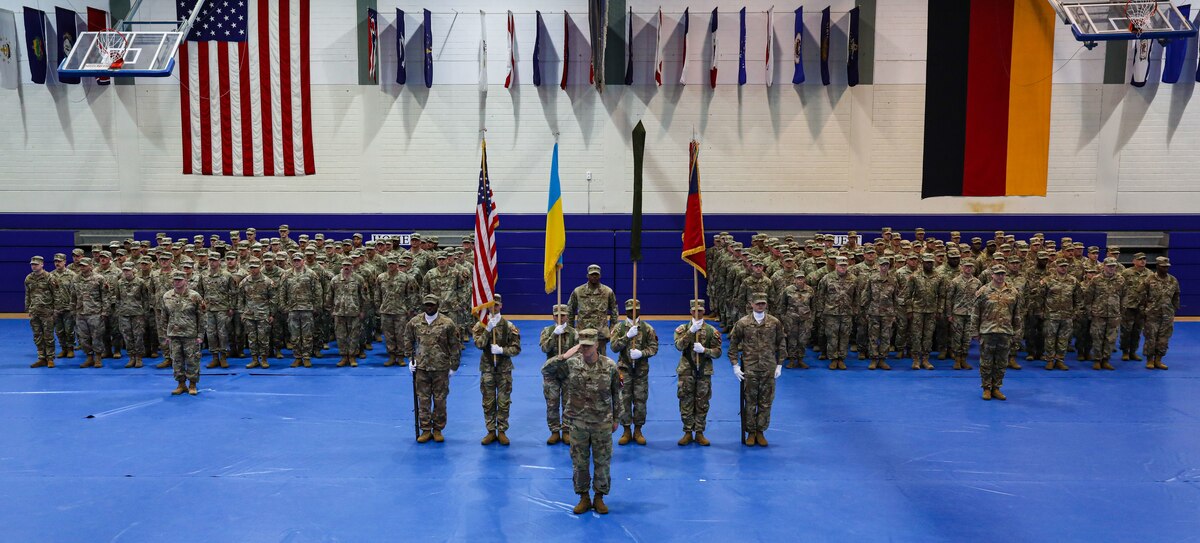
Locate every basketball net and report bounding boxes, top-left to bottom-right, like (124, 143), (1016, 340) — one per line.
(97, 29), (128, 70)
(1126, 0), (1158, 36)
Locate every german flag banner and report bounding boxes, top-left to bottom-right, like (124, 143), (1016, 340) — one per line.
(921, 0), (1055, 198)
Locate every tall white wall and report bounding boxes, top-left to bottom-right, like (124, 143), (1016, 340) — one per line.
(1, 0), (1198, 216)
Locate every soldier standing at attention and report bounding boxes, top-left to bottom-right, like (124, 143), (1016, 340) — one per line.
(1085, 258), (1125, 370)
(50, 254), (76, 360)
(729, 293), (785, 446)
(163, 271), (205, 396)
(74, 258), (110, 369)
(405, 295), (463, 443)
(610, 299), (659, 446)
(906, 254), (944, 370)
(1140, 257), (1180, 370)
(1040, 259), (1080, 370)
(541, 329), (622, 515)
(199, 254), (236, 369)
(239, 259), (275, 369)
(224, 253), (248, 359)
(945, 261), (981, 370)
(1119, 253), (1151, 361)
(25, 256), (58, 368)
(779, 272), (814, 369)
(377, 257), (417, 367)
(422, 253), (462, 337)
(472, 295), (521, 446)
(331, 259), (367, 367)
(114, 262), (151, 368)
(816, 256), (857, 370)
(673, 299), (722, 446)
(280, 253), (321, 368)
(151, 254), (176, 368)
(972, 266), (1021, 401)
(568, 264), (619, 354)
(860, 256), (900, 371)
(540, 304), (579, 445)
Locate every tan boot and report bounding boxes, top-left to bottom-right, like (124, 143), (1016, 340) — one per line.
(302, 358), (312, 368)
(1054, 358), (1069, 371)
(694, 432), (710, 446)
(546, 431), (560, 445)
(572, 494), (592, 514)
(797, 359), (810, 369)
(1146, 356), (1156, 370)
(961, 358), (973, 370)
(336, 356), (349, 367)
(247, 356), (261, 369)
(124, 357), (136, 368)
(754, 431), (769, 447)
(417, 430), (433, 443)
(80, 354), (93, 368)
(828, 360), (838, 370)
(633, 426), (647, 446)
(744, 432), (756, 446)
(1101, 359), (1115, 371)
(879, 360), (891, 371)
(618, 426), (632, 446)
(93, 356), (103, 368)
(951, 357), (961, 370)
(591, 494), (608, 514)
(561, 430), (570, 445)
(922, 357), (934, 370)
(1092, 361), (1102, 370)
(982, 388), (992, 401)
(260, 358), (270, 369)
(171, 379), (187, 395)
(481, 432), (496, 445)
(1154, 356), (1168, 370)
(46, 358), (55, 368)
(868, 359), (877, 370)
(677, 432), (693, 446)
(31, 358), (47, 368)
(291, 359), (302, 368)
(1008, 357), (1022, 370)
(1044, 360), (1055, 370)
(991, 387), (1006, 401)
(156, 358), (171, 369)
(837, 359), (847, 370)
(911, 358), (921, 370)
(65, 348), (75, 359)
(349, 358), (358, 367)
(496, 432), (510, 446)
(1121, 352), (1130, 361)
(219, 353), (229, 369)
(384, 354), (397, 367)
(187, 380), (198, 395)
(134, 356), (143, 368)
(431, 429), (444, 443)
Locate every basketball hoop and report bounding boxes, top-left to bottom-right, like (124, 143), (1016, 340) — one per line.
(96, 28), (129, 70)
(1126, 0), (1159, 36)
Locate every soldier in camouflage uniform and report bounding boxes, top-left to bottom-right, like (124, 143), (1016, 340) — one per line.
(540, 304), (578, 445)
(114, 262), (151, 368)
(163, 271), (205, 396)
(472, 295), (522, 446)
(280, 253), (322, 368)
(261, 253), (288, 359)
(239, 259), (276, 369)
(1003, 256), (1028, 369)
(198, 256), (236, 369)
(1140, 257), (1180, 370)
(74, 258), (110, 368)
(377, 257), (418, 367)
(859, 256), (900, 370)
(25, 256), (58, 368)
(673, 299), (723, 446)
(422, 253), (462, 340)
(739, 260), (774, 315)
(893, 253), (921, 359)
(972, 265), (1021, 401)
(1119, 253), (1151, 361)
(1085, 258), (1125, 370)
(1040, 260), (1080, 370)
(945, 261), (981, 370)
(779, 272), (814, 369)
(1023, 252), (1051, 362)
(405, 295), (463, 443)
(50, 254), (76, 359)
(905, 254), (943, 370)
(310, 248), (335, 358)
(95, 251), (123, 359)
(224, 253), (248, 358)
(1076, 268), (1098, 362)
(151, 254), (176, 368)
(729, 292), (785, 447)
(816, 257), (857, 370)
(331, 259), (367, 367)
(567, 264), (619, 354)
(542, 329), (622, 515)
(610, 299), (659, 446)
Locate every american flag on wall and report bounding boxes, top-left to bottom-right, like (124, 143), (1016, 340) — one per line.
(472, 139), (499, 324)
(176, 0), (315, 176)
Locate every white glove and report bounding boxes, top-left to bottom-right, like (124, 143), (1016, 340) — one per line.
(774, 365), (783, 379)
(486, 319), (498, 332)
(629, 349), (643, 360)
(409, 361), (416, 374)
(449, 369), (456, 378)
(732, 365), (745, 382)
(490, 344), (504, 355)
(692, 342), (706, 354)
(553, 324), (567, 335)
(625, 325), (639, 339)
(689, 321), (703, 333)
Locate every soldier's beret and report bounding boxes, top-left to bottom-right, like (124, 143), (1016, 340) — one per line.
(1133, 252), (1147, 260)
(1156, 257), (1171, 266)
(587, 264), (601, 274)
(172, 271), (187, 280)
(624, 298), (641, 310)
(991, 265), (1007, 274)
(578, 329), (599, 346)
(752, 292), (769, 304)
(552, 304), (569, 315)
(921, 253), (935, 262)
(29, 255), (44, 264)
(423, 294), (440, 305)
(53, 253), (66, 261)
(690, 299), (706, 311)
(1103, 257), (1119, 266)
(121, 262), (134, 270)
(493, 294), (503, 305)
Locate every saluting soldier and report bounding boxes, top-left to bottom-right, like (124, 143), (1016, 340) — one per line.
(540, 304), (578, 445)
(25, 256), (58, 368)
(729, 292), (785, 446)
(568, 264), (620, 354)
(405, 295), (463, 443)
(673, 299), (723, 446)
(472, 295), (521, 446)
(114, 262), (151, 368)
(972, 265), (1021, 401)
(163, 271), (205, 396)
(610, 299), (659, 446)
(1140, 257), (1180, 370)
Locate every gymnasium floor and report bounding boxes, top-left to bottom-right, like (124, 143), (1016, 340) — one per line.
(2, 318), (1198, 542)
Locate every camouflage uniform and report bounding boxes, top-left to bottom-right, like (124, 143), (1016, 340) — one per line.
(422, 264), (462, 338)
(567, 274), (619, 352)
(541, 331), (623, 496)
(905, 265), (944, 362)
(1084, 264), (1125, 364)
(728, 309), (785, 434)
(779, 280), (815, 363)
(1119, 262), (1151, 358)
(163, 286), (205, 383)
(610, 315), (660, 428)
(673, 314), (723, 433)
(331, 270), (367, 359)
(859, 266), (901, 362)
(74, 267), (110, 360)
(224, 259), (249, 357)
(377, 266), (419, 364)
(279, 263), (322, 362)
(150, 266), (175, 360)
(114, 270), (151, 358)
(50, 262), (76, 356)
(1140, 264), (1180, 360)
(238, 270), (276, 359)
(472, 313), (522, 433)
(1041, 268), (1081, 362)
(1023, 260), (1051, 360)
(24, 265), (58, 362)
(197, 267), (236, 357)
(972, 275), (1021, 392)
(816, 268), (857, 362)
(945, 270), (982, 360)
(404, 306), (463, 433)
(540, 314), (579, 433)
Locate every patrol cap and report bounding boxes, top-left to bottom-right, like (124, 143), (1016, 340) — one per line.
(879, 256), (893, 265)
(752, 259), (765, 268)
(181, 259), (195, 268)
(491, 294), (503, 305)
(29, 255), (44, 264)
(278, 224), (289, 231)
(314, 233), (324, 240)
(304, 247), (317, 255)
(921, 253), (935, 262)
(263, 251), (276, 259)
(340, 259), (353, 267)
(121, 261), (134, 270)
(971, 237), (982, 243)
(783, 255), (795, 262)
(427, 235), (439, 243)
(246, 259), (262, 268)
(158, 253), (172, 261)
(1103, 257), (1119, 266)
(1086, 267), (1099, 274)
(225, 253), (238, 261)
(587, 264), (601, 275)
(230, 230), (240, 237)
(410, 233), (422, 241)
(98, 251), (112, 259)
(991, 265), (1007, 275)
(794, 271), (806, 279)
(752, 292), (769, 304)
(947, 249), (960, 258)
(251, 242), (264, 250)
(423, 294), (440, 305)
(906, 253), (919, 260)
(1088, 246), (1099, 254)
(961, 260), (975, 268)
(291, 253), (304, 260)
(864, 246), (876, 254)
(552, 304), (569, 316)
(1108, 246), (1120, 254)
(1008, 256), (1022, 263)
(578, 329), (599, 346)
(79, 257), (94, 266)
(138, 256), (153, 264)
(386, 257), (399, 265)
(915, 228), (926, 234)
(1056, 259), (1069, 267)
(298, 234), (309, 241)
(352, 233), (363, 239)
(246, 228), (257, 234)
(624, 298), (641, 310)
(690, 299), (706, 311)
(1037, 251), (1049, 260)
(1133, 252), (1147, 260)
(53, 253), (66, 261)
(172, 271), (187, 280)
(115, 249), (127, 256)
(835, 256), (849, 265)
(950, 231), (961, 237)
(1156, 256), (1171, 267)
(315, 255), (327, 262)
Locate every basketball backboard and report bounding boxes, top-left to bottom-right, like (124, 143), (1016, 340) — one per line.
(58, 31), (182, 78)
(1050, 0), (1197, 48)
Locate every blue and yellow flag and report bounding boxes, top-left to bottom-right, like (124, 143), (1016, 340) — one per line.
(544, 143), (566, 293)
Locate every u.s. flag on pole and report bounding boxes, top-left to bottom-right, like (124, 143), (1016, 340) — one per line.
(177, 0), (316, 176)
(472, 139), (499, 324)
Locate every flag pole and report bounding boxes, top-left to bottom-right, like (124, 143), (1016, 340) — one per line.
(632, 262), (639, 321)
(693, 268), (699, 301)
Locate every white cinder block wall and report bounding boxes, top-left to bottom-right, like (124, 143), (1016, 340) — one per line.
(0, 0), (1197, 215)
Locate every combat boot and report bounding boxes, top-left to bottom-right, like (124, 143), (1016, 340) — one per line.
(1026, 354), (1035, 361)
(481, 432), (496, 445)
(561, 430), (570, 444)
(206, 357), (220, 369)
(219, 353), (229, 369)
(922, 357), (934, 370)
(57, 348), (68, 358)
(92, 356), (103, 368)
(30, 358), (47, 368)
(911, 358), (921, 370)
(1044, 359), (1055, 370)
(961, 358), (973, 370)
(134, 356), (144, 368)
(618, 426), (632, 445)
(878, 360), (891, 371)
(677, 432), (693, 446)
(937, 351), (947, 360)
(785, 359), (797, 369)
(259, 358), (270, 369)
(592, 494), (608, 515)
(547, 431), (560, 445)
(156, 358), (171, 369)
(247, 356), (261, 369)
(417, 431), (433, 443)
(633, 426), (647, 445)
(496, 432), (509, 446)
(1130, 352), (1143, 361)
(431, 429), (444, 443)
(797, 359), (809, 369)
(111, 348), (122, 360)
(1054, 357), (1069, 371)
(744, 433), (756, 446)
(80, 353), (93, 368)
(1121, 352), (1130, 361)
(991, 387), (1006, 401)
(1101, 358), (1115, 371)
(384, 354), (397, 367)
(754, 431), (769, 447)
(65, 348), (75, 359)
(187, 380), (198, 395)
(337, 356), (349, 367)
(982, 388), (992, 401)
(291, 359), (302, 368)
(868, 359), (878, 370)
(838, 359), (848, 370)
(171, 379), (187, 395)
(1092, 361), (1102, 371)
(818, 352), (828, 360)
(572, 494), (592, 515)
(349, 358), (358, 367)
(303, 358), (313, 368)
(1152, 356), (1167, 370)
(124, 357), (136, 368)
(1146, 356), (1156, 369)
(46, 358), (55, 368)
(1007, 357), (1021, 370)
(694, 432), (710, 446)
(274, 350), (284, 359)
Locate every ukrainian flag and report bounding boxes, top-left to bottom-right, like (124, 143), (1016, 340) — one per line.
(544, 143), (566, 293)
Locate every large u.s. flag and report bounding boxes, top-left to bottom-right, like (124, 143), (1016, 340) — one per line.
(177, 0), (315, 176)
(472, 140), (499, 324)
